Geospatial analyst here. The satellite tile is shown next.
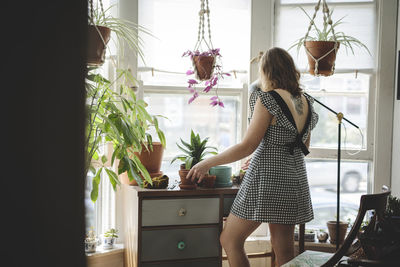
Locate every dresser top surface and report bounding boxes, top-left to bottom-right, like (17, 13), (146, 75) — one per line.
(127, 184), (240, 197)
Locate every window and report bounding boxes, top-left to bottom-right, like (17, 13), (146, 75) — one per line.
(274, 0), (376, 229)
(138, 0), (251, 182)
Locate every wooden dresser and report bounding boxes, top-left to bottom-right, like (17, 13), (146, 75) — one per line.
(122, 184), (239, 267)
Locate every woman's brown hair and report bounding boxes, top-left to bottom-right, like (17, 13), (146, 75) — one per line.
(259, 47), (302, 97)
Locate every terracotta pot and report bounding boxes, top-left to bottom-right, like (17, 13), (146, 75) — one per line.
(202, 174), (216, 188)
(135, 142), (164, 174)
(305, 41), (340, 76)
(87, 25), (111, 66)
(179, 168), (197, 189)
(193, 55), (215, 80)
(327, 221), (348, 244)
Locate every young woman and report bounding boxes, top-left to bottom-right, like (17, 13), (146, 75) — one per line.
(186, 47), (318, 267)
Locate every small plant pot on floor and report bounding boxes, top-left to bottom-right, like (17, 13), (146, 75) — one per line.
(87, 25), (111, 66)
(305, 41), (340, 76)
(327, 221), (348, 244)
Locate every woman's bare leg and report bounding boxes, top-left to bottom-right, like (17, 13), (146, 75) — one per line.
(220, 213), (261, 267)
(268, 223), (295, 266)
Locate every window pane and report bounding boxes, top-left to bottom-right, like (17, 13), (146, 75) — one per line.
(306, 159), (368, 229)
(138, 0), (250, 86)
(275, 3), (376, 70)
(144, 93), (241, 183)
(303, 73), (369, 149)
(281, 0), (374, 4)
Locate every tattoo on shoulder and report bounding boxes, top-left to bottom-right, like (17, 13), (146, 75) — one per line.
(291, 95), (304, 115)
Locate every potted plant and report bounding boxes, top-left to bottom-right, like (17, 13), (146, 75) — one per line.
(358, 195), (400, 260)
(294, 227), (316, 242)
(327, 219), (349, 245)
(171, 130), (218, 189)
(103, 228), (118, 249)
(87, 0), (150, 65)
(181, 0), (230, 107)
(85, 227), (98, 254)
(85, 68), (166, 201)
(289, 6), (370, 76)
(183, 49), (230, 107)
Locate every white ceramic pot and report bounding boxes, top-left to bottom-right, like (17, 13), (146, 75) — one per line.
(85, 240), (97, 253)
(103, 236), (116, 249)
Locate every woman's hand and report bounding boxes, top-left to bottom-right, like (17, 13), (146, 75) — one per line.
(186, 160), (211, 183)
(241, 157), (251, 170)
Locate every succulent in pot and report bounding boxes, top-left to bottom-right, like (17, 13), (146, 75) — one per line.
(171, 130), (218, 189)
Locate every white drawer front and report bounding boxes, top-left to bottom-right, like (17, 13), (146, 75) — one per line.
(142, 198), (219, 226)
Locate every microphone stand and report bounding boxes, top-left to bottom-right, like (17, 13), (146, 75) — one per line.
(304, 92), (360, 251)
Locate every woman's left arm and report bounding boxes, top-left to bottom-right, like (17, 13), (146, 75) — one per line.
(187, 98), (273, 182)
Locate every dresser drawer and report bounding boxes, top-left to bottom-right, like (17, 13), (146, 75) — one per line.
(223, 196), (236, 217)
(141, 198), (219, 226)
(141, 227), (220, 262)
(141, 259), (219, 267)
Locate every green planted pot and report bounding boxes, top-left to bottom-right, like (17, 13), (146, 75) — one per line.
(210, 166), (232, 188)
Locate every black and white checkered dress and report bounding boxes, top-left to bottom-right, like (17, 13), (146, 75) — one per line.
(230, 87), (319, 224)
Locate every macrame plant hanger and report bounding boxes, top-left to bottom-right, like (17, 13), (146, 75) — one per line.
(87, 0), (112, 66)
(192, 0), (215, 81)
(303, 0), (339, 76)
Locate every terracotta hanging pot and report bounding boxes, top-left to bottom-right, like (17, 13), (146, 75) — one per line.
(87, 25), (111, 66)
(193, 55), (215, 80)
(305, 41), (340, 76)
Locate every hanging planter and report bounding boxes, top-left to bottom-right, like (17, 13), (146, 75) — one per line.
(289, 0), (371, 76)
(87, 0), (148, 66)
(305, 41), (339, 76)
(182, 0), (230, 107)
(87, 25), (111, 66)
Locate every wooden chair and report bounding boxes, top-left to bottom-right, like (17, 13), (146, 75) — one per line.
(284, 186), (391, 267)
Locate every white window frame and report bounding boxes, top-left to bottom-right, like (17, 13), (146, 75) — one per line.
(268, 0), (396, 194)
(114, 0), (397, 242)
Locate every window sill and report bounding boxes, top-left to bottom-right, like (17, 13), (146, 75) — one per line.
(86, 244), (124, 267)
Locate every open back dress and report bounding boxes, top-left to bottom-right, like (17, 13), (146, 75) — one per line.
(230, 88), (319, 224)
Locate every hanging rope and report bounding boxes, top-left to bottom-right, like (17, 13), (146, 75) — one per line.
(303, 0), (339, 76)
(194, 0), (213, 51)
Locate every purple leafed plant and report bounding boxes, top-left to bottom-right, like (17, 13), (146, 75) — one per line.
(182, 48), (230, 107)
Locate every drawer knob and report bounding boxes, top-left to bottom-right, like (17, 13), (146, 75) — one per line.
(178, 208), (187, 216)
(177, 241), (186, 250)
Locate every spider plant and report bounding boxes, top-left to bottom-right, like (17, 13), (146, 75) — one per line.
(171, 130), (218, 170)
(89, 1), (154, 62)
(289, 7), (371, 56)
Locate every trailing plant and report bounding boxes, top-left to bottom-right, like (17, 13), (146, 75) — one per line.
(171, 130), (217, 170)
(182, 48), (230, 107)
(289, 7), (371, 56)
(86, 68), (166, 202)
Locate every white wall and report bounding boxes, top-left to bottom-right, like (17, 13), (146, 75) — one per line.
(392, 2), (400, 197)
